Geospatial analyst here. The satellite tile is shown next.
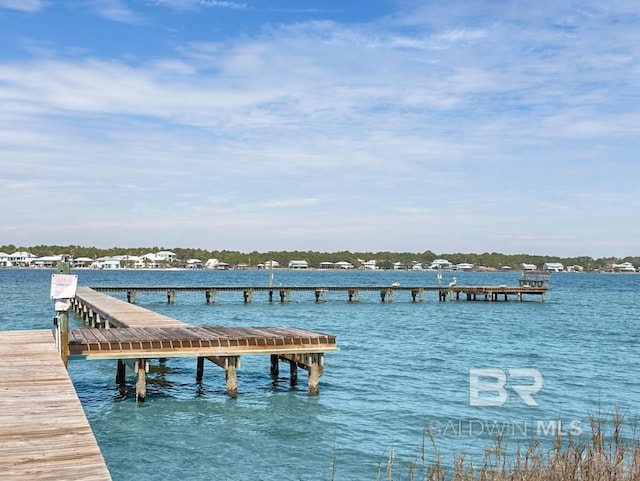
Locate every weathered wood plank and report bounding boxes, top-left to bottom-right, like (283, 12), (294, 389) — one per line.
(0, 330), (112, 481)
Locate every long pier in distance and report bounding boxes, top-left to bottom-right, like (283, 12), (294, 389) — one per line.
(90, 281), (549, 304)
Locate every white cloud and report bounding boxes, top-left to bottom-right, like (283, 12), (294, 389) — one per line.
(1, 0), (639, 255)
(0, 0), (45, 12)
(88, 0), (141, 23)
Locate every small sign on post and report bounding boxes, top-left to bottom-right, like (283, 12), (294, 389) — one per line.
(50, 273), (78, 301)
(51, 272), (77, 367)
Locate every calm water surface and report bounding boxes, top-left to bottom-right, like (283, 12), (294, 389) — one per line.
(1, 268), (639, 480)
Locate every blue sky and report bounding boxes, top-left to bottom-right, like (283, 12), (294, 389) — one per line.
(1, 0), (638, 257)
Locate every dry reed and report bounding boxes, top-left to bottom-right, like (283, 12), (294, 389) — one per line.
(372, 410), (640, 481)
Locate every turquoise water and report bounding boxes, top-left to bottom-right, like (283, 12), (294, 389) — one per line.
(1, 268), (639, 480)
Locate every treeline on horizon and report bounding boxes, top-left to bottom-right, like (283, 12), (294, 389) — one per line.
(2, 244), (637, 270)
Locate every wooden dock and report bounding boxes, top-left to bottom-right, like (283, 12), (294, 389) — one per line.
(0, 330), (112, 481)
(70, 287), (338, 400)
(90, 284), (548, 304)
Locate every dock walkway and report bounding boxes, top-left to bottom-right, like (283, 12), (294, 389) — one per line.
(0, 330), (112, 481)
(91, 284), (548, 303)
(70, 287), (338, 400)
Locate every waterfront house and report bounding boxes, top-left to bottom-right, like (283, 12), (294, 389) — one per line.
(456, 263), (474, 271)
(186, 259), (203, 269)
(429, 259), (452, 270)
(320, 262), (334, 269)
(612, 262), (636, 272)
(288, 260), (309, 269)
(9, 251), (36, 267)
(102, 257), (122, 269)
(156, 251), (177, 263)
(542, 262), (564, 272)
(359, 259), (378, 270)
(72, 257), (95, 268)
(334, 261), (354, 269)
(0, 252), (9, 267)
(522, 263), (537, 271)
(34, 255), (63, 268)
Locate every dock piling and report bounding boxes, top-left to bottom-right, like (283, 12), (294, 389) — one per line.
(136, 359), (147, 402)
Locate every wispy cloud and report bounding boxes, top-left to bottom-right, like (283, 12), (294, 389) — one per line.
(87, 0), (142, 23)
(0, 0), (46, 12)
(1, 0), (639, 255)
(149, 0), (248, 10)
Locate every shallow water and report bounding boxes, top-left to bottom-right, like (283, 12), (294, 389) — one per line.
(1, 268), (639, 480)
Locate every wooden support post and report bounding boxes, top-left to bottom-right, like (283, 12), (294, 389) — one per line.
(196, 356), (205, 383)
(243, 289), (253, 303)
(268, 290), (274, 303)
(380, 289), (392, 303)
(270, 354), (279, 377)
(290, 360), (298, 387)
(127, 289), (136, 304)
(314, 289), (326, 303)
(348, 289), (359, 302)
(116, 359), (126, 385)
(226, 357), (239, 398)
(167, 289), (175, 304)
(136, 359), (147, 402)
(206, 289), (216, 304)
(308, 353), (321, 396)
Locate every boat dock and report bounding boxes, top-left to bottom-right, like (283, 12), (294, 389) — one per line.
(70, 287), (338, 400)
(0, 330), (112, 481)
(90, 283), (548, 304)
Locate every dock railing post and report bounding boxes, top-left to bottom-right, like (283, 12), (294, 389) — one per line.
(51, 260), (76, 368)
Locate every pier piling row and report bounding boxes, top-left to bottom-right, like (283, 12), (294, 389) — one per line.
(92, 284), (547, 304)
(69, 287), (337, 401)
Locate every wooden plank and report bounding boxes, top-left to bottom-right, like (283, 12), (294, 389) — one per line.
(0, 330), (112, 481)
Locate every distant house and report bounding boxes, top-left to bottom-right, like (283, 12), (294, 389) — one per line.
(612, 262), (636, 272)
(156, 251), (176, 263)
(205, 258), (220, 269)
(0, 252), (10, 267)
(359, 259), (377, 270)
(522, 263), (537, 271)
(393, 262), (405, 270)
(288, 260), (309, 269)
(456, 263), (474, 271)
(542, 262), (564, 272)
(334, 261), (353, 269)
(319, 262), (334, 269)
(71, 257), (94, 268)
(34, 255), (63, 268)
(411, 262), (424, 271)
(102, 257), (122, 269)
(9, 251), (36, 267)
(429, 259), (452, 270)
(205, 258), (230, 270)
(258, 260), (280, 269)
(186, 259), (203, 269)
